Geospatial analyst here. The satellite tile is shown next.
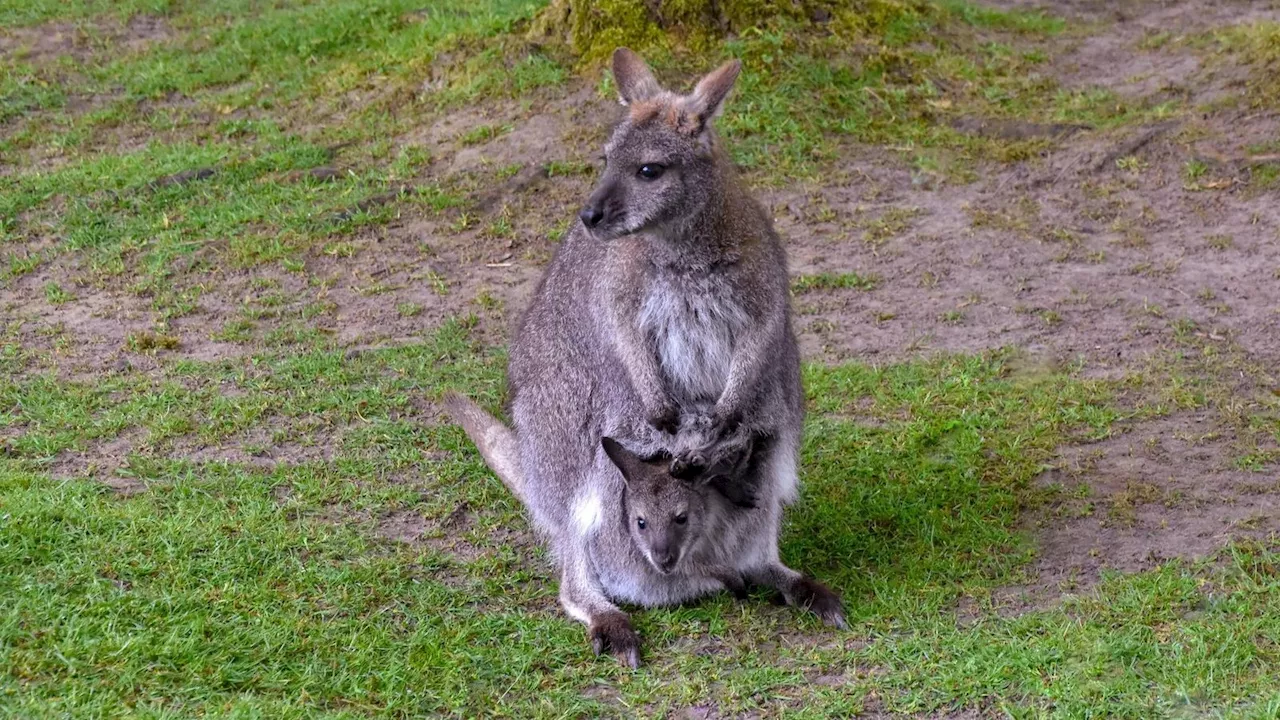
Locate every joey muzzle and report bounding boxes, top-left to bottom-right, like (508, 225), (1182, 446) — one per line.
(650, 543), (678, 574)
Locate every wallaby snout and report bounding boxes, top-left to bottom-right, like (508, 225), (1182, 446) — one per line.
(579, 181), (619, 233)
(651, 544), (678, 574)
(579, 204), (604, 228)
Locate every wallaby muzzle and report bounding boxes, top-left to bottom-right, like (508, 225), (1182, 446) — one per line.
(579, 180), (621, 235)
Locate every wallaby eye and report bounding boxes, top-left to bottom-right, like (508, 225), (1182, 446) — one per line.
(637, 517), (647, 530)
(637, 164), (665, 180)
(674, 513), (688, 525)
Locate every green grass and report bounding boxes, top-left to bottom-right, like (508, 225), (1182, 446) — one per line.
(4, 329), (1280, 716)
(791, 271), (882, 294)
(600, 0), (1174, 182)
(4, 0), (1280, 716)
(1205, 21), (1280, 109)
(0, 0), (1173, 312)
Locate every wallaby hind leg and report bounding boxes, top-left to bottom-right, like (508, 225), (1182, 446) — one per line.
(748, 562), (847, 630)
(697, 565), (748, 600)
(558, 547), (642, 668)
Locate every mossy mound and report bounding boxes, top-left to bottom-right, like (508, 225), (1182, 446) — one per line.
(522, 0), (1084, 183)
(528, 0), (932, 65)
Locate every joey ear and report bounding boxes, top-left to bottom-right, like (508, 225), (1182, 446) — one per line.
(601, 436), (643, 485)
(612, 47), (663, 105)
(681, 58), (742, 131)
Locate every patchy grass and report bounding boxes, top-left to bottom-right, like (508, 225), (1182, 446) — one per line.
(4, 0), (1280, 716)
(1205, 21), (1280, 109)
(561, 0), (1171, 183)
(792, 271), (882, 294)
(5, 325), (1280, 715)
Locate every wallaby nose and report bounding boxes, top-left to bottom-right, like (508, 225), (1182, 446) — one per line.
(579, 205), (605, 228)
(655, 551), (677, 573)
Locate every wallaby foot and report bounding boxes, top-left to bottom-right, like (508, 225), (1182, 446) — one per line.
(669, 452), (704, 479)
(589, 610), (641, 668)
(787, 575), (848, 630)
(707, 567), (749, 600)
(752, 564), (848, 630)
(669, 420), (761, 509)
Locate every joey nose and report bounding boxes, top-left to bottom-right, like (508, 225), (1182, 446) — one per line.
(654, 551), (677, 573)
(579, 205), (605, 228)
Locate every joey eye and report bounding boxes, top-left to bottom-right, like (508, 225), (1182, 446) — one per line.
(637, 164), (665, 180)
(674, 513), (688, 525)
(637, 517), (647, 530)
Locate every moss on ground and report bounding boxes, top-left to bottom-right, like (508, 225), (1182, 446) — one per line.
(528, 0), (938, 64)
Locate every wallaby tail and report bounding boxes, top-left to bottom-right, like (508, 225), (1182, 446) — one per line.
(442, 391), (526, 503)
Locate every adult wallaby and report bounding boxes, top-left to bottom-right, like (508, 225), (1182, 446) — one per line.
(510, 46), (808, 525)
(488, 46), (842, 664)
(443, 392), (844, 668)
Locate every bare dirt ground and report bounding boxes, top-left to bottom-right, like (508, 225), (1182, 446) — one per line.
(3, 0), (1278, 610)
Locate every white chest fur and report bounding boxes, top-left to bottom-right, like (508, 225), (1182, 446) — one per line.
(636, 278), (749, 402)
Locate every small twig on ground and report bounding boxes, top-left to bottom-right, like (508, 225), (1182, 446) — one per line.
(1092, 121), (1178, 173)
(149, 167), (216, 190)
(330, 183), (416, 222)
(473, 163), (550, 214)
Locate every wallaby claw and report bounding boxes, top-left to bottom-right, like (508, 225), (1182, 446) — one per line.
(589, 612), (642, 669)
(670, 452), (707, 479)
(725, 575), (750, 600)
(789, 577), (848, 630)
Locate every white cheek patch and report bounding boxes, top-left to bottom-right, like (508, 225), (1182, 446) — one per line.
(572, 490), (603, 537)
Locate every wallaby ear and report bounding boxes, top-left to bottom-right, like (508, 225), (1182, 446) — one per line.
(612, 47), (663, 106)
(601, 436), (642, 485)
(682, 58), (742, 126)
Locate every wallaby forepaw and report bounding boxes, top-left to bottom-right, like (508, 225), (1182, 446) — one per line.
(790, 577), (848, 630)
(670, 451), (707, 479)
(708, 407), (743, 443)
(648, 404), (681, 435)
(589, 611), (642, 669)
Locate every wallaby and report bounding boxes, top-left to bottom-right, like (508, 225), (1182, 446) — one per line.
(511, 48), (806, 503)
(500, 47), (839, 664)
(444, 392), (844, 668)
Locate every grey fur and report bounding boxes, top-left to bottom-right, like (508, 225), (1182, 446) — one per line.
(453, 48), (844, 666)
(520, 47), (805, 504)
(443, 392), (844, 668)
